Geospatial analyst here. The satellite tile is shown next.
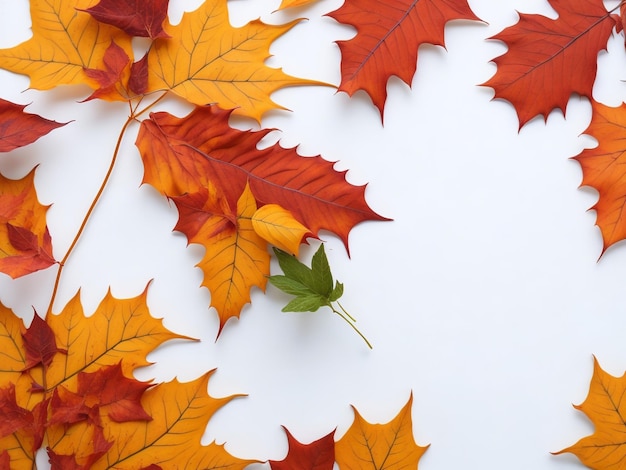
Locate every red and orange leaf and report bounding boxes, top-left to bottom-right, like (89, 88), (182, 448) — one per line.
(0, 384), (32, 439)
(50, 386), (99, 426)
(574, 101), (626, 253)
(335, 394), (429, 469)
(45, 286), (191, 393)
(75, 362), (152, 423)
(172, 184), (270, 334)
(51, 371), (254, 469)
(81, 0), (170, 39)
(0, 0), (134, 91)
(0, 99), (67, 152)
(0, 169), (56, 278)
(145, 0), (322, 121)
(21, 313), (66, 371)
(83, 41), (132, 102)
(269, 427), (335, 470)
(555, 357), (626, 469)
(48, 425), (112, 470)
(136, 105), (388, 251)
(328, 0), (480, 117)
(483, 0), (617, 128)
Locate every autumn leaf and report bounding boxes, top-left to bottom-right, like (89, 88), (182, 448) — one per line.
(483, 0), (617, 128)
(0, 169), (56, 278)
(573, 101), (626, 254)
(335, 394), (428, 469)
(81, 0), (171, 39)
(145, 0), (322, 121)
(251, 204), (311, 255)
(136, 105), (388, 251)
(328, 0), (480, 118)
(21, 313), (66, 371)
(0, 99), (67, 152)
(276, 0), (320, 10)
(269, 427), (335, 470)
(0, 0), (133, 91)
(554, 357), (626, 469)
(172, 184), (270, 334)
(83, 41), (133, 102)
(44, 286), (191, 392)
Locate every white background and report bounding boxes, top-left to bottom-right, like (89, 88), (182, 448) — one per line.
(1, 0), (625, 468)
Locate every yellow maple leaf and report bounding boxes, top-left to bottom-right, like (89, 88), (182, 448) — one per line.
(0, 0), (133, 90)
(172, 184), (270, 334)
(335, 394), (429, 469)
(251, 204), (310, 255)
(555, 357), (626, 469)
(45, 286), (191, 392)
(146, 0), (322, 121)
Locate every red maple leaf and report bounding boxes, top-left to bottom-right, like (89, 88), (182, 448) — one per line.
(327, 0), (479, 118)
(483, 0), (618, 128)
(47, 427), (112, 470)
(22, 314), (66, 372)
(0, 98), (66, 152)
(0, 384), (48, 451)
(137, 105), (388, 251)
(269, 427), (335, 470)
(81, 0), (170, 39)
(83, 41), (131, 101)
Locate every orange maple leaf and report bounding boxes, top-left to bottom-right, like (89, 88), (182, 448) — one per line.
(172, 184), (271, 334)
(335, 394), (429, 469)
(0, 0), (133, 91)
(555, 357), (626, 469)
(145, 0), (322, 121)
(328, 0), (480, 118)
(574, 101), (626, 254)
(0, 169), (56, 278)
(483, 0), (617, 128)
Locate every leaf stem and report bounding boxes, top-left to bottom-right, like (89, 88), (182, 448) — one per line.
(337, 300), (356, 322)
(330, 303), (372, 349)
(46, 112), (134, 316)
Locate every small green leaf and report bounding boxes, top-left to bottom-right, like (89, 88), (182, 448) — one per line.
(282, 295), (327, 312)
(310, 243), (333, 296)
(273, 247), (315, 287)
(329, 281), (343, 302)
(268, 275), (312, 297)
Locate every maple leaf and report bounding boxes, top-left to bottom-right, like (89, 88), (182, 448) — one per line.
(482, 0), (617, 128)
(21, 313), (66, 371)
(0, 0), (133, 91)
(0, 99), (67, 152)
(573, 101), (626, 254)
(554, 357), (626, 469)
(83, 41), (132, 102)
(50, 371), (255, 469)
(0, 169), (56, 278)
(269, 427), (335, 470)
(81, 0), (170, 39)
(328, 0), (480, 118)
(44, 286), (191, 392)
(172, 184), (270, 334)
(136, 105), (388, 251)
(335, 394), (428, 469)
(145, 0), (322, 121)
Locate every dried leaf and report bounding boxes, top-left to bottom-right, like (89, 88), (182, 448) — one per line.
(335, 394), (429, 469)
(269, 427), (335, 470)
(555, 357), (626, 469)
(81, 0), (170, 39)
(483, 0), (617, 127)
(0, 0), (133, 91)
(145, 0), (323, 121)
(0, 170), (56, 278)
(172, 184), (270, 334)
(328, 0), (480, 117)
(0, 99), (67, 152)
